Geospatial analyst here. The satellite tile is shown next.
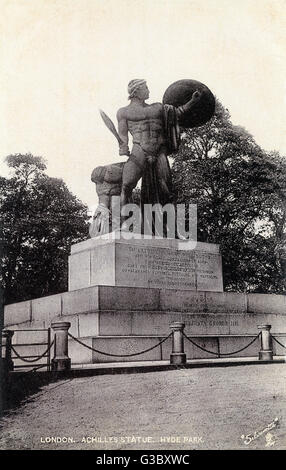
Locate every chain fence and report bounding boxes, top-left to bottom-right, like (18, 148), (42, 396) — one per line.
(68, 332), (172, 358)
(271, 335), (286, 350)
(182, 332), (261, 357)
(5, 328), (286, 374)
(11, 340), (54, 363)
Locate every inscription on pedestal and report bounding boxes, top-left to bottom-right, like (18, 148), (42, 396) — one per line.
(195, 253), (223, 291)
(69, 237), (224, 292)
(116, 244), (223, 291)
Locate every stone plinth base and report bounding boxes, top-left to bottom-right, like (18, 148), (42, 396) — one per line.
(68, 232), (223, 292)
(4, 286), (286, 365)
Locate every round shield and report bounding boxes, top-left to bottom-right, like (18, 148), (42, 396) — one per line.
(162, 79), (215, 128)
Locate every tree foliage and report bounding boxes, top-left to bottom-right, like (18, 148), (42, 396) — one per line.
(0, 153), (89, 304)
(171, 101), (286, 293)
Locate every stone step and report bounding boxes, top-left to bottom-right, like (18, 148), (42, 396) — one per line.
(5, 286), (286, 328)
(6, 309), (286, 343)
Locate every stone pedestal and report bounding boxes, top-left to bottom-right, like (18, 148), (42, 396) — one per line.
(68, 232), (223, 292)
(4, 286), (286, 365)
(8, 234), (286, 366)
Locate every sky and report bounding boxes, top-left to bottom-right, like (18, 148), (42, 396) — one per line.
(0, 0), (285, 212)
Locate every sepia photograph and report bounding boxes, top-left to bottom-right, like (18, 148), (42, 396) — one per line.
(0, 0), (285, 457)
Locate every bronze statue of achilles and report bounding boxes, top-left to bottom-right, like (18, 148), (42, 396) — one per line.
(90, 79), (215, 237)
(116, 79), (202, 207)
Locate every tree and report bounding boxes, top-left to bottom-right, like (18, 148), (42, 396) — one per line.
(0, 154), (89, 304)
(171, 101), (286, 293)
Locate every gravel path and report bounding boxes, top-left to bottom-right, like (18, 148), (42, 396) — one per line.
(0, 364), (286, 450)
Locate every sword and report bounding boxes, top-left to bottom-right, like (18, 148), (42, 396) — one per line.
(99, 109), (124, 146)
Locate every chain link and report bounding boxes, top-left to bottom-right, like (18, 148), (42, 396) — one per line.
(182, 332), (261, 357)
(271, 335), (286, 350)
(11, 340), (54, 363)
(68, 332), (172, 357)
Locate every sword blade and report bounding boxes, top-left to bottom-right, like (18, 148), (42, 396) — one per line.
(99, 109), (123, 146)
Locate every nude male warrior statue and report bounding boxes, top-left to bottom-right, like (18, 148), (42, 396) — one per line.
(94, 79), (214, 237)
(116, 79), (202, 206)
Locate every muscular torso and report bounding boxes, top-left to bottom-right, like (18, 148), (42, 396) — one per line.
(119, 103), (167, 155)
(128, 118), (166, 155)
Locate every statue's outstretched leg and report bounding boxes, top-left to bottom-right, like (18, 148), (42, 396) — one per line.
(156, 152), (172, 201)
(120, 156), (144, 233)
(120, 157), (144, 206)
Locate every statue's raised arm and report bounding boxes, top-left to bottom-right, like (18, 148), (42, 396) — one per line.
(163, 79), (215, 129)
(176, 90), (202, 119)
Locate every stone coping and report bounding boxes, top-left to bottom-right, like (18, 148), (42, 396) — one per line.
(70, 233), (220, 255)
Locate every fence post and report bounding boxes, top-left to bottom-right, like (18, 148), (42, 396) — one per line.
(51, 322), (71, 371)
(2, 330), (14, 372)
(170, 322), (186, 365)
(258, 324), (273, 361)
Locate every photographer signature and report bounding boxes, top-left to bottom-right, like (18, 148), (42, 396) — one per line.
(241, 418), (279, 446)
